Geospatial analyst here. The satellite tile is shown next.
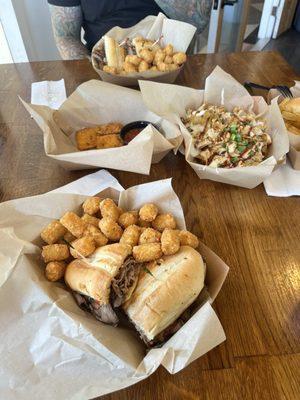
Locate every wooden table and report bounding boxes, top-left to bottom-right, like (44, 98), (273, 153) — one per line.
(0, 51), (299, 399)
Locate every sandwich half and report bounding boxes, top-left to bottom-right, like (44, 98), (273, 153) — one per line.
(123, 246), (205, 346)
(65, 243), (142, 325)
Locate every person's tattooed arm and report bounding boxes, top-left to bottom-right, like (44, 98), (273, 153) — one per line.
(155, 0), (212, 33)
(48, 5), (89, 60)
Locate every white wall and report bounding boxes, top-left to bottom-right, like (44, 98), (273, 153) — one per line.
(11, 0), (60, 61)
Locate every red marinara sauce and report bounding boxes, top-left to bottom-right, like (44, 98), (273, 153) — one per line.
(123, 128), (143, 144)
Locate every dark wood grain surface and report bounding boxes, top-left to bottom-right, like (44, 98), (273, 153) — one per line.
(0, 51), (299, 400)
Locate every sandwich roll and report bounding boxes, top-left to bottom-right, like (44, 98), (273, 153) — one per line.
(104, 35), (125, 70)
(123, 246), (205, 344)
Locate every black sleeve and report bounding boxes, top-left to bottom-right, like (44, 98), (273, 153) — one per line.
(47, 0), (80, 6)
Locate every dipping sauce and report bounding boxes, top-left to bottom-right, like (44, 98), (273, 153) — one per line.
(123, 128), (143, 144)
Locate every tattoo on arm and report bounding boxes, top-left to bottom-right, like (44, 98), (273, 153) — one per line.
(154, 0), (212, 33)
(49, 5), (89, 60)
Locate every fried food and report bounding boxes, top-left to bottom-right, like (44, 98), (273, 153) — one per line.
(45, 261), (67, 282)
(120, 224), (141, 247)
(161, 229), (180, 256)
(125, 55), (142, 66)
(83, 224), (108, 247)
(42, 244), (70, 263)
(154, 49), (165, 65)
(138, 60), (149, 72)
(179, 230), (199, 248)
(96, 134), (123, 149)
(60, 211), (86, 238)
(173, 52), (187, 65)
(152, 213), (176, 232)
(164, 44), (173, 56)
(123, 61), (137, 73)
(41, 220), (67, 244)
(103, 65), (118, 74)
(70, 236), (96, 258)
(82, 196), (101, 215)
(99, 217), (123, 241)
(279, 97), (300, 135)
(100, 198), (119, 221)
(76, 128), (98, 151)
(64, 231), (76, 243)
(132, 243), (163, 262)
(139, 203), (158, 222)
(98, 123), (123, 135)
(137, 218), (152, 228)
(139, 48), (154, 64)
(164, 55), (173, 64)
(118, 211), (138, 228)
(139, 228), (161, 244)
(81, 214), (100, 227)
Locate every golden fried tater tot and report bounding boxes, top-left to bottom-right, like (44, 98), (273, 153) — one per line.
(76, 128), (97, 151)
(138, 218), (152, 228)
(120, 224), (141, 247)
(164, 55), (173, 64)
(60, 212), (86, 238)
(117, 207), (124, 216)
(167, 63), (179, 71)
(139, 48), (154, 64)
(42, 244), (70, 263)
(83, 224), (108, 247)
(41, 220), (67, 244)
(45, 261), (66, 282)
(118, 211), (138, 228)
(99, 217), (123, 241)
(82, 196), (101, 215)
(139, 228), (161, 244)
(179, 230), (199, 248)
(138, 60), (149, 72)
(100, 198), (119, 221)
(123, 61), (137, 73)
(161, 229), (180, 255)
(154, 49), (165, 65)
(125, 55), (142, 66)
(157, 62), (169, 72)
(139, 203), (158, 222)
(173, 52), (187, 65)
(103, 65), (118, 74)
(133, 243), (162, 262)
(64, 231), (76, 243)
(81, 214), (100, 227)
(164, 44), (174, 56)
(150, 66), (158, 72)
(96, 134), (123, 149)
(70, 236), (96, 258)
(152, 213), (176, 232)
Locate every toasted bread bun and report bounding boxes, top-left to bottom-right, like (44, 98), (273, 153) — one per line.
(104, 36), (125, 70)
(123, 246), (205, 341)
(280, 97), (300, 117)
(65, 243), (132, 305)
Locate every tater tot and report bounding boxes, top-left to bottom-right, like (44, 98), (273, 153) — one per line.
(118, 211), (138, 228)
(167, 63), (179, 71)
(150, 66), (158, 71)
(138, 60), (149, 72)
(138, 218), (152, 228)
(45, 261), (66, 282)
(179, 230), (199, 248)
(60, 212), (86, 238)
(139, 228), (161, 244)
(41, 220), (67, 244)
(173, 52), (187, 65)
(133, 243), (162, 262)
(123, 61), (137, 73)
(139, 203), (158, 222)
(81, 213), (100, 227)
(164, 55), (173, 64)
(152, 213), (176, 232)
(139, 48), (154, 64)
(164, 44), (173, 56)
(154, 49), (165, 65)
(64, 231), (76, 243)
(99, 217), (123, 241)
(125, 55), (142, 66)
(120, 224), (141, 247)
(117, 207), (124, 216)
(100, 198), (119, 221)
(71, 236), (96, 258)
(157, 62), (168, 72)
(83, 224), (108, 247)
(42, 244), (70, 263)
(103, 65), (118, 74)
(82, 196), (101, 215)
(161, 229), (180, 256)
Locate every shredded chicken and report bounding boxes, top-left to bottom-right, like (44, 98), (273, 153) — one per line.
(183, 104), (272, 168)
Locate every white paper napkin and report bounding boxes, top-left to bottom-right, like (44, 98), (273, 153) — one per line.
(263, 161), (300, 196)
(31, 79), (67, 109)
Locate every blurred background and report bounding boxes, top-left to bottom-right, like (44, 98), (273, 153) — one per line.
(0, 0), (299, 72)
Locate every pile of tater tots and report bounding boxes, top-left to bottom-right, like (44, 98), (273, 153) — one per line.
(40, 197), (199, 282)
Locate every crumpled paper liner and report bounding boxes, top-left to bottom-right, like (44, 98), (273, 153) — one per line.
(20, 80), (181, 173)
(139, 66), (290, 188)
(91, 13), (196, 87)
(268, 82), (300, 170)
(0, 170), (228, 400)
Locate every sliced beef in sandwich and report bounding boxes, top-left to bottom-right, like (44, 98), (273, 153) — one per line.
(65, 243), (142, 326)
(123, 246), (205, 346)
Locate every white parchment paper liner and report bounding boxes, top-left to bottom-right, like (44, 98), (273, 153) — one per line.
(91, 13), (196, 87)
(20, 80), (181, 173)
(0, 170), (228, 400)
(140, 66), (289, 188)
